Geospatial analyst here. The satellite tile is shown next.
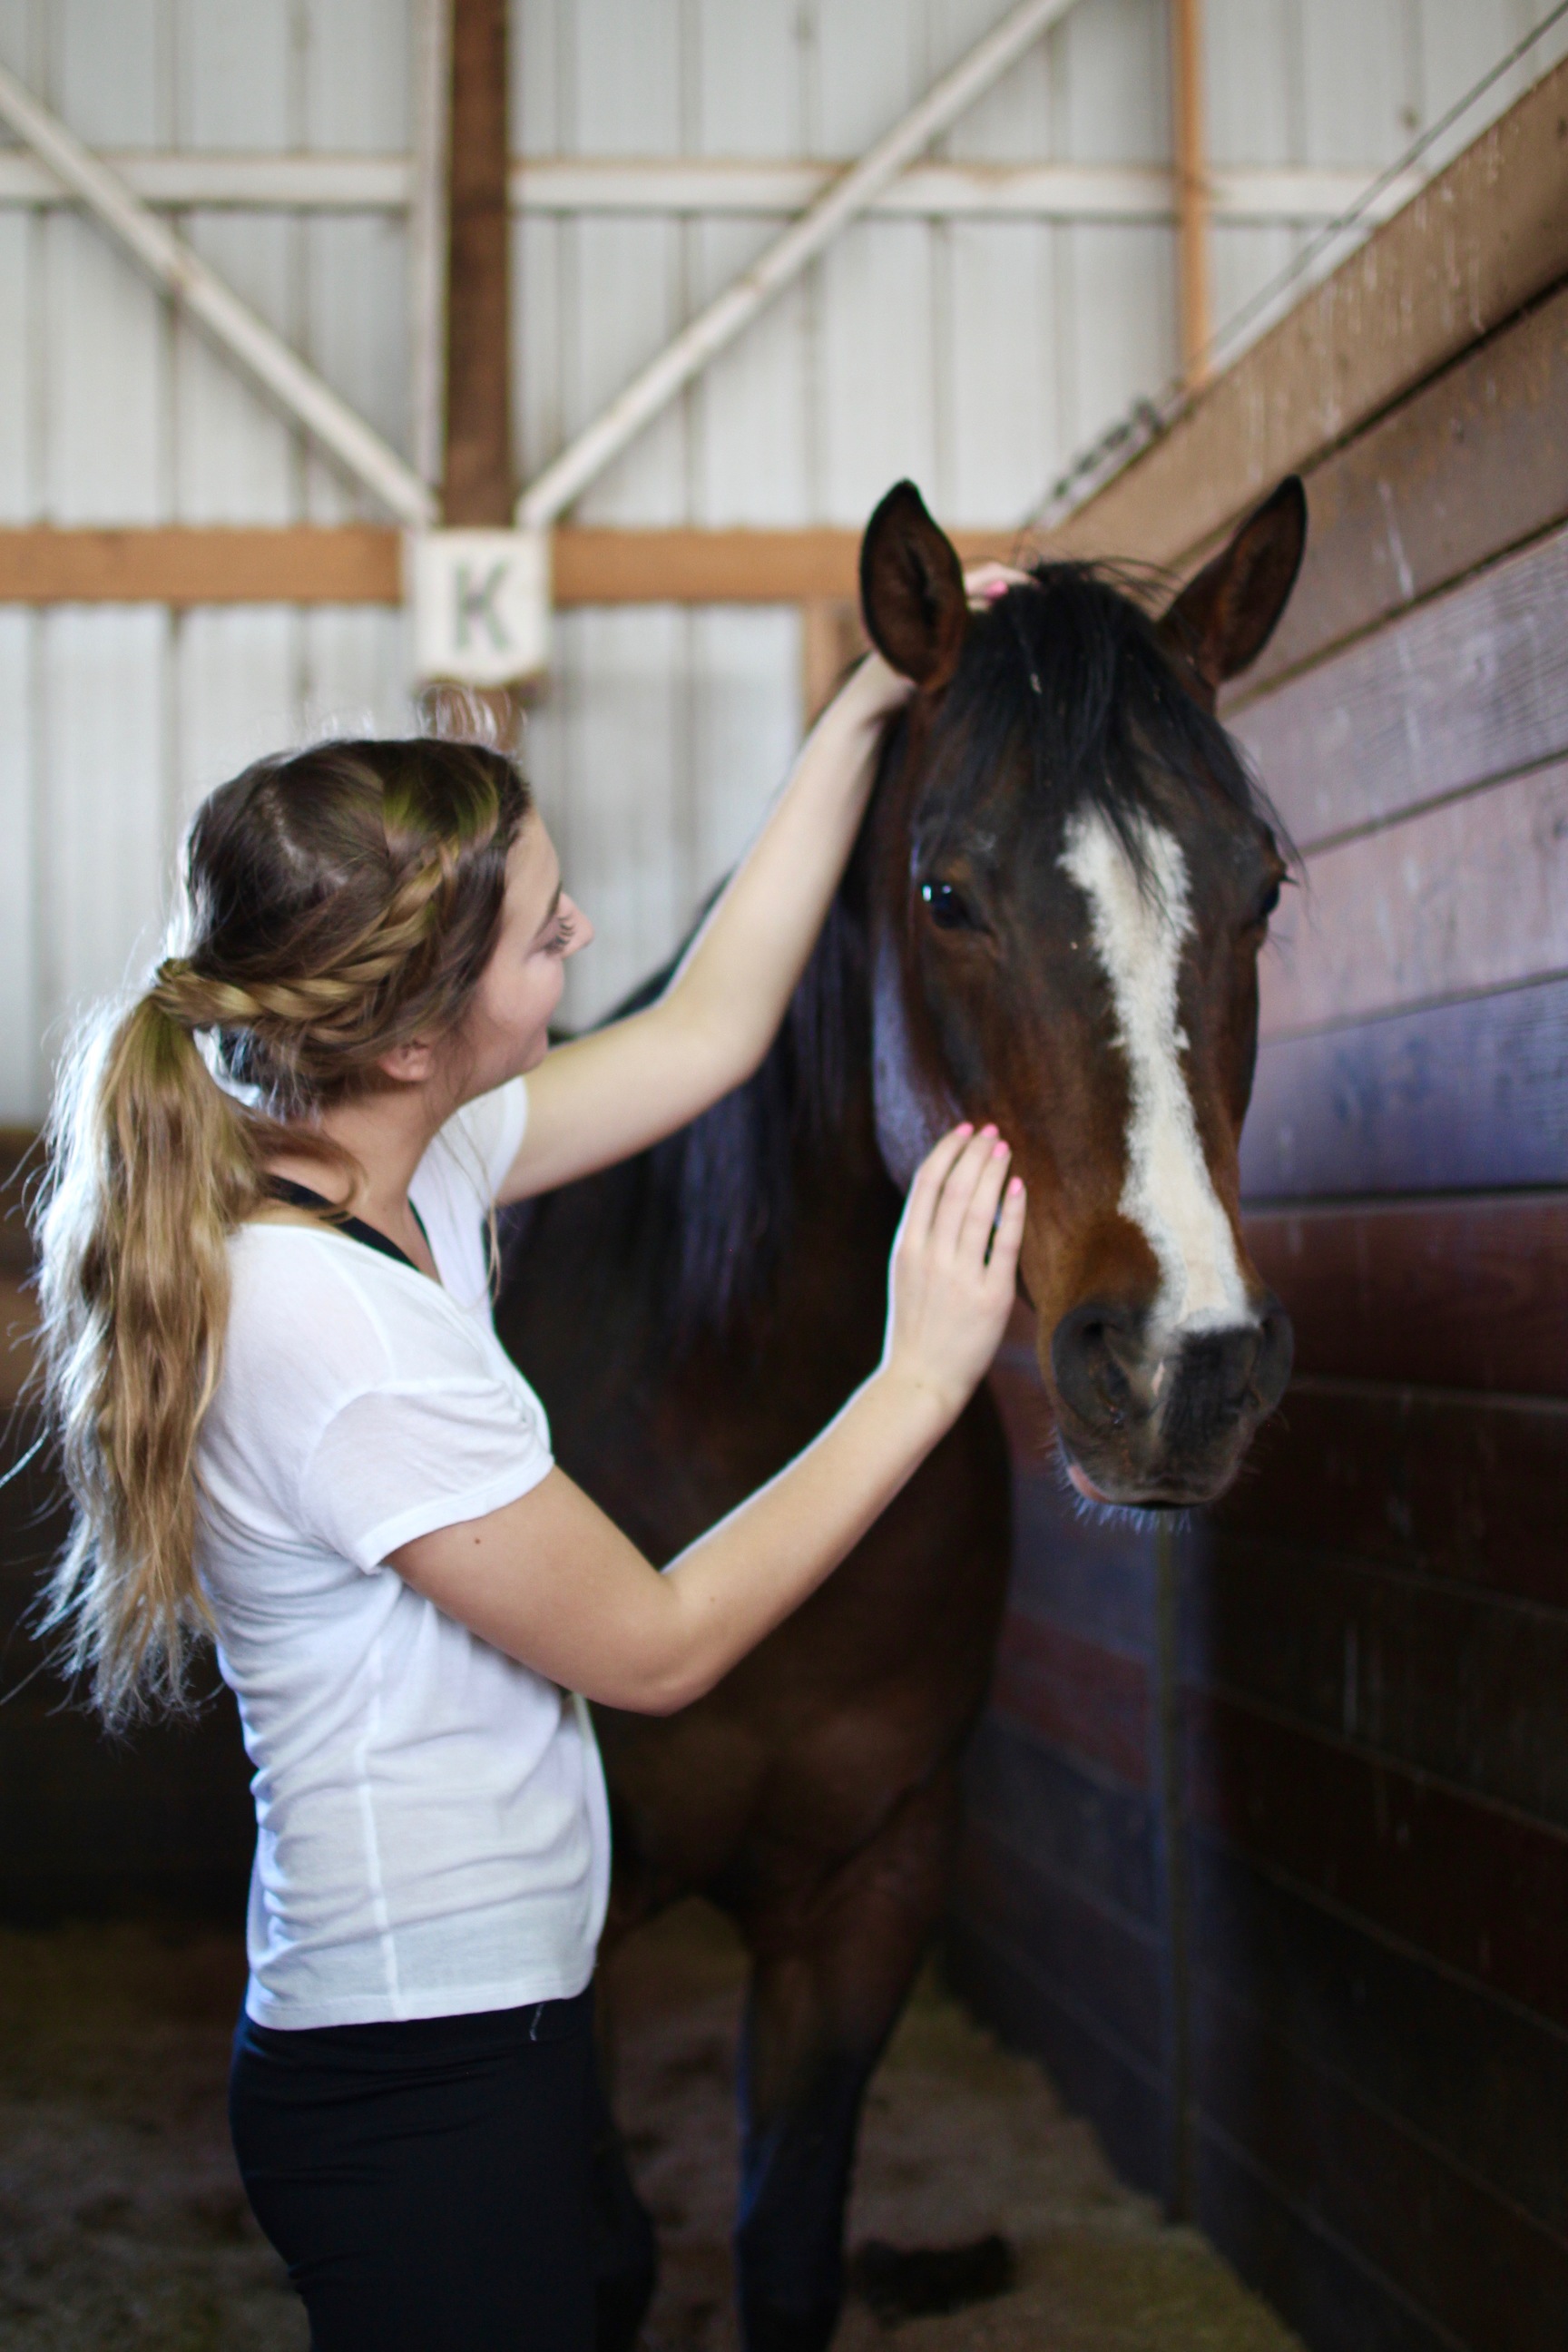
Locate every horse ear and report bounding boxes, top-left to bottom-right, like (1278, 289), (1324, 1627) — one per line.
(859, 480), (968, 690)
(1157, 475), (1308, 710)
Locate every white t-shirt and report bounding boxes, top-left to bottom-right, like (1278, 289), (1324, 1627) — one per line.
(196, 1078), (612, 2030)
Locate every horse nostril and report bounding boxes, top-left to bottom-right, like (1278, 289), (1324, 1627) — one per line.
(1051, 1302), (1144, 1433)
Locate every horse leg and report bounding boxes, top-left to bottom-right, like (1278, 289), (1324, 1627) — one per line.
(731, 1767), (961, 2352)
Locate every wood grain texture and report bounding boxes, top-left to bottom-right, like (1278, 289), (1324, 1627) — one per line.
(1235, 279), (1568, 698)
(1048, 55), (1568, 574)
(963, 1712), (1159, 1929)
(1186, 1691), (1568, 2027)
(1189, 1536), (1568, 1828)
(1210, 1383), (1568, 1606)
(954, 1820), (1162, 2070)
(990, 1608), (1152, 1790)
(1244, 1193), (1568, 1394)
(946, 1919), (1167, 2203)
(1189, 1835), (1568, 2241)
(1193, 1977), (1568, 2352)
(1240, 976), (1568, 1198)
(1196, 2131), (1457, 2352)
(1235, 523), (1568, 855)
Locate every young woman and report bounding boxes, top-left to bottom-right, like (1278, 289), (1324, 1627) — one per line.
(35, 648), (1024, 2351)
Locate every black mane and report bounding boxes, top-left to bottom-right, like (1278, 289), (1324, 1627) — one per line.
(504, 564), (1276, 1352)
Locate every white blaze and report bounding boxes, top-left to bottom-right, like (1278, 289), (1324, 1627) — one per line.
(1060, 806), (1252, 1339)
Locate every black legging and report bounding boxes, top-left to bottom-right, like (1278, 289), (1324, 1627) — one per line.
(230, 1986), (654, 2351)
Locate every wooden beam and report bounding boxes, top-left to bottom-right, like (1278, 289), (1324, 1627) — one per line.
(1047, 53), (1568, 574)
(443, 0), (511, 527)
(1170, 0), (1211, 387)
(0, 150), (1428, 224)
(0, 525), (1023, 608)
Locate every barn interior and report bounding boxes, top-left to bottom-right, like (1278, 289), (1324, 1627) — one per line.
(1, 5), (1566, 2349)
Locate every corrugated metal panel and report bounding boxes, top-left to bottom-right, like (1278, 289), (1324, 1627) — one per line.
(0, 0), (1556, 1100)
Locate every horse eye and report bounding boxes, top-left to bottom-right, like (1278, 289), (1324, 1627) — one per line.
(1255, 879), (1282, 923)
(920, 879), (975, 930)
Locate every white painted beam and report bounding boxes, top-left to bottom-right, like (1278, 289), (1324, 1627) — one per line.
(0, 148), (1426, 225)
(516, 0), (1087, 527)
(0, 64), (435, 528)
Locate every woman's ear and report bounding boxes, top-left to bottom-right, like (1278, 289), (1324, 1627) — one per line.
(377, 1037), (438, 1086)
(858, 480), (969, 691)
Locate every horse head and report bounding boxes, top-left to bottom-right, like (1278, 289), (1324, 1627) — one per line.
(858, 477), (1306, 1510)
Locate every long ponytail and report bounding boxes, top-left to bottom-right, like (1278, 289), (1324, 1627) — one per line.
(34, 736), (528, 1723)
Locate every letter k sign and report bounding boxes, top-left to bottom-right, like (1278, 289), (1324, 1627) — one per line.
(409, 529), (552, 687)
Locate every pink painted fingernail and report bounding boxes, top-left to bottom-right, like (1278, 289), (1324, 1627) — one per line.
(985, 581), (1008, 600)
(993, 1139), (1010, 1158)
(1008, 1176), (1024, 1195)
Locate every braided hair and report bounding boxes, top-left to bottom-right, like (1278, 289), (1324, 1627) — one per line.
(34, 736), (530, 1722)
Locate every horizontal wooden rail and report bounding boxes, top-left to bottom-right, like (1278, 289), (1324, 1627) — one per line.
(0, 150), (1424, 224)
(0, 524), (1023, 607)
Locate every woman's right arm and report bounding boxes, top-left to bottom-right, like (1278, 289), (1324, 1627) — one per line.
(392, 1126), (1024, 1714)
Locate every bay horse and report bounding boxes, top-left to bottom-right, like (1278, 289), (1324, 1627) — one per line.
(496, 475), (1307, 2352)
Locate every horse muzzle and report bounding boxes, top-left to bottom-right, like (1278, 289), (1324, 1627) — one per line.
(1047, 1293), (1294, 1508)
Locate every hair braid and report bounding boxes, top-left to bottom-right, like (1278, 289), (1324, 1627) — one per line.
(36, 736), (530, 1722)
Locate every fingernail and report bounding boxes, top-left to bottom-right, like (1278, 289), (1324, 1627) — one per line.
(980, 1122), (998, 1137)
(1008, 1176), (1024, 1195)
(955, 1121), (974, 1136)
(992, 1139), (1009, 1158)
(985, 582), (1008, 600)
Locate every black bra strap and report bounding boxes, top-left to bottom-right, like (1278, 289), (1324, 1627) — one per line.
(264, 1177), (430, 1276)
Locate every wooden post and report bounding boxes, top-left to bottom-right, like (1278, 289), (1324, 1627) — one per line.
(1171, 0), (1211, 388)
(433, 0), (520, 741)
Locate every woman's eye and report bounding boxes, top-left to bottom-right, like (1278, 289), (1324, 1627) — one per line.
(920, 879), (975, 930)
(544, 911), (579, 955)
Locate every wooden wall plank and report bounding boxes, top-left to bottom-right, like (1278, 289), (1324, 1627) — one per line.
(1008, 1467), (1158, 1660)
(1047, 56), (1568, 574)
(1211, 1385), (1568, 1607)
(1235, 524), (1568, 855)
(990, 1608), (1151, 1790)
(1244, 1194), (1568, 1395)
(1189, 1538), (1568, 1829)
(1190, 1836), (1568, 2240)
(964, 1713), (1159, 1928)
(1196, 2132), (1458, 2352)
(1187, 1692), (1568, 2027)
(1193, 1979), (1568, 2351)
(1237, 280), (1568, 698)
(946, 1920), (1168, 2202)
(1241, 976), (1568, 1200)
(955, 1822), (1162, 2071)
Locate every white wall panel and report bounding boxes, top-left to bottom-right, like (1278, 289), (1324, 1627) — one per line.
(299, 609), (412, 741)
(0, 211), (36, 519)
(688, 606), (800, 893)
(0, 612), (40, 1114)
(39, 608), (171, 1044)
(691, 218), (809, 524)
(174, 608), (301, 823)
(819, 220), (938, 524)
(44, 213), (169, 523)
(54, 0), (167, 145)
(177, 216), (300, 520)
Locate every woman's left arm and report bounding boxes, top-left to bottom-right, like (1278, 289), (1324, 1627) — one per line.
(497, 651), (912, 1201)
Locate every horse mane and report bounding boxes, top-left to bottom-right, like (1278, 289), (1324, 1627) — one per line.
(927, 558), (1286, 882)
(501, 850), (875, 1351)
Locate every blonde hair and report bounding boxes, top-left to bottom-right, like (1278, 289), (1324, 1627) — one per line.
(35, 736), (530, 1723)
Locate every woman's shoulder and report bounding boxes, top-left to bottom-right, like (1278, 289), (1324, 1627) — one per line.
(225, 1220), (487, 1402)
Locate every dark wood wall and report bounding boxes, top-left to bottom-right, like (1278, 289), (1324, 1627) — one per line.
(951, 273), (1568, 2351)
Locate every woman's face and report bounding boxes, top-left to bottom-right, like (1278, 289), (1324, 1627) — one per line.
(449, 814), (591, 1098)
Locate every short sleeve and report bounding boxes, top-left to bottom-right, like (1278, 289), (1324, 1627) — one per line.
(299, 1372), (554, 1573)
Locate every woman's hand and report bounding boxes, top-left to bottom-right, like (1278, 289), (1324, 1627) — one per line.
(881, 1124), (1026, 1423)
(965, 561), (1033, 609)
(822, 643), (915, 730)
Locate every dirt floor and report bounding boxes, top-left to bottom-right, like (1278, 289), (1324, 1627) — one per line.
(0, 1902), (1300, 2351)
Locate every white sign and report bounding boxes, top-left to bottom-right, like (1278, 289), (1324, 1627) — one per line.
(407, 528), (552, 687)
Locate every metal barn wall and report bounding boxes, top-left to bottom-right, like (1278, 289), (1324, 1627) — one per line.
(949, 117), (1568, 2352)
(0, 0), (1554, 1125)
